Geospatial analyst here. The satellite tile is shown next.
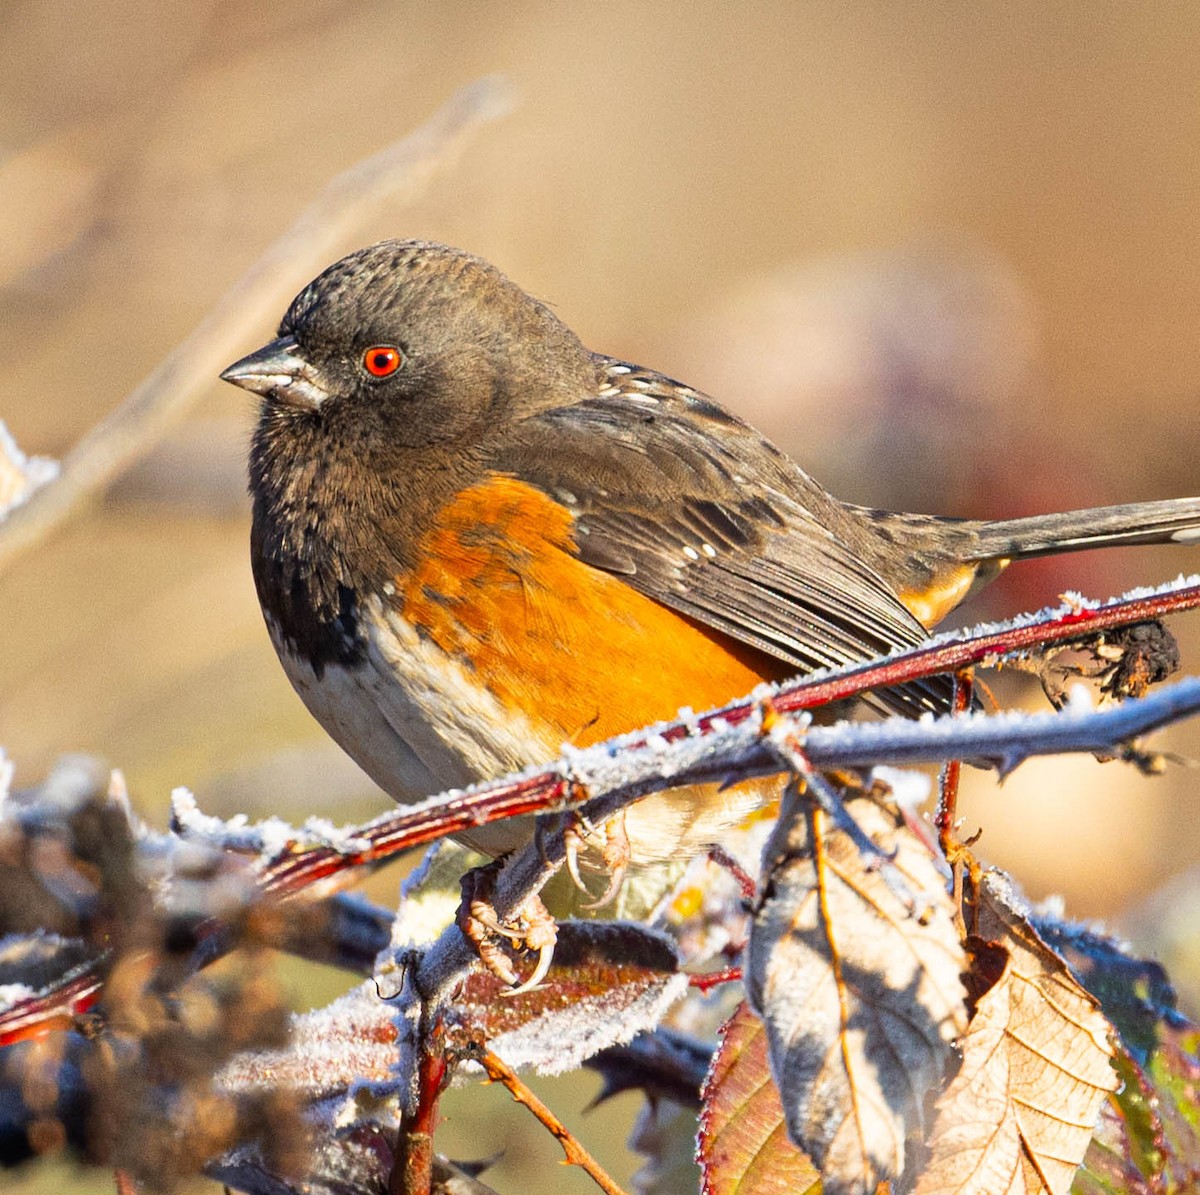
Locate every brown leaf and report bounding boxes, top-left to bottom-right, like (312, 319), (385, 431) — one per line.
(697, 1000), (821, 1195)
(746, 788), (967, 1194)
(915, 871), (1119, 1195)
(221, 923), (685, 1103)
(447, 920), (686, 1075)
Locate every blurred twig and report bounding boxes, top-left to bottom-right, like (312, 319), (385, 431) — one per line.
(0, 76), (513, 573)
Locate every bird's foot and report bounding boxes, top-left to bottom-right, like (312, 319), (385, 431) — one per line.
(562, 811), (630, 909)
(457, 860), (558, 994)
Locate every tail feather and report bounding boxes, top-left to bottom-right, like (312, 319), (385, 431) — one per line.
(966, 497), (1200, 562)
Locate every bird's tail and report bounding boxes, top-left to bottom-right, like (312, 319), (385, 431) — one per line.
(966, 497), (1200, 562)
(858, 495), (1200, 628)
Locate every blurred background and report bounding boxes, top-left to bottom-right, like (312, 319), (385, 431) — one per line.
(3, 2), (1200, 1190)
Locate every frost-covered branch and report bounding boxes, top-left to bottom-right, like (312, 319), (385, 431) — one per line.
(252, 576), (1200, 899)
(392, 673), (1200, 1070)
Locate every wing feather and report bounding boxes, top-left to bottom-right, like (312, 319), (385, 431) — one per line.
(492, 361), (952, 716)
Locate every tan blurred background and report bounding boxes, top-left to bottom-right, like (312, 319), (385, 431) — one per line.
(3, 2), (1200, 1190)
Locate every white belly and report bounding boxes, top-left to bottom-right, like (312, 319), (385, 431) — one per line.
(268, 594), (780, 863)
(269, 594), (557, 855)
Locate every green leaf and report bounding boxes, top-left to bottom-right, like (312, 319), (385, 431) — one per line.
(1075, 1025), (1200, 1194)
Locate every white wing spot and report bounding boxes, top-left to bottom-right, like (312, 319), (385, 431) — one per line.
(702, 543), (717, 558)
(682, 546), (700, 561)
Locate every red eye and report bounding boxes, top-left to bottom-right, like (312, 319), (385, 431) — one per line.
(363, 345), (403, 377)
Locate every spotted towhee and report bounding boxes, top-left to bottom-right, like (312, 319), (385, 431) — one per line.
(222, 240), (1200, 867)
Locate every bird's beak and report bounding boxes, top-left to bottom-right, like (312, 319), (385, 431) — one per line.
(220, 335), (332, 410)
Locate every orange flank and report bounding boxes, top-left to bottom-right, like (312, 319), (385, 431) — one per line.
(399, 475), (790, 749)
(897, 559), (1006, 628)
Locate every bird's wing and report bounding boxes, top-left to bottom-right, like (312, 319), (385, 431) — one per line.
(493, 359), (951, 716)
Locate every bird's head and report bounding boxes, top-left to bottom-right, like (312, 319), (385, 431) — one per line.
(221, 240), (597, 448)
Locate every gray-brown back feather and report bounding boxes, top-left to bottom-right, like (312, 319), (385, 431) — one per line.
(494, 360), (955, 715)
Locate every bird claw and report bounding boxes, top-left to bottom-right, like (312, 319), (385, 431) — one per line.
(505, 915), (557, 996)
(563, 815), (600, 894)
(561, 811), (631, 909)
(456, 861), (558, 992)
(581, 815), (631, 910)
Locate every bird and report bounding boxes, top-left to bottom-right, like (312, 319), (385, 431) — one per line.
(222, 239), (1200, 876)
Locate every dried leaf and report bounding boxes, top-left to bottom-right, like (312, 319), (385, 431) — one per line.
(221, 922), (685, 1103)
(697, 1000), (821, 1194)
(746, 788), (967, 1194)
(447, 920), (686, 1075)
(916, 871), (1119, 1195)
(1030, 911), (1183, 1063)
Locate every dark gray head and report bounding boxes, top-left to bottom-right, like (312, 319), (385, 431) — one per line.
(221, 240), (599, 447)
